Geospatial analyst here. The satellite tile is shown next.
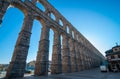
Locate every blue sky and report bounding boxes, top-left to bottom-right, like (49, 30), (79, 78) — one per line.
(0, 0), (120, 64)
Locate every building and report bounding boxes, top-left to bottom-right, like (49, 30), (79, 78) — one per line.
(105, 45), (120, 71)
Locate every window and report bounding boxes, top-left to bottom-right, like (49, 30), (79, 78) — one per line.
(115, 48), (118, 51)
(48, 12), (56, 20)
(72, 31), (74, 38)
(36, 1), (45, 12)
(66, 26), (69, 34)
(118, 55), (120, 58)
(113, 48), (119, 52)
(59, 19), (63, 26)
(111, 55), (115, 59)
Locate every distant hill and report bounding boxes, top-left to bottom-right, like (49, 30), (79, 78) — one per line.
(27, 60), (51, 66)
(26, 60), (51, 71)
(26, 60), (35, 71)
(27, 60), (36, 67)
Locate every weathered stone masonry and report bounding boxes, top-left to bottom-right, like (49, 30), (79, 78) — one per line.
(0, 0), (105, 78)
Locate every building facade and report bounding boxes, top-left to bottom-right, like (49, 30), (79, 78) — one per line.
(105, 45), (120, 71)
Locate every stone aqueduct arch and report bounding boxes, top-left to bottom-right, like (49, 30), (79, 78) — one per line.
(0, 0), (105, 78)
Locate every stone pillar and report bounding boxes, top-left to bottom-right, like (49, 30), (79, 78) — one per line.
(88, 53), (91, 69)
(83, 53), (86, 70)
(81, 46), (86, 70)
(87, 56), (91, 69)
(56, 17), (59, 23)
(89, 57), (92, 68)
(62, 34), (71, 73)
(74, 40), (78, 72)
(6, 14), (34, 78)
(83, 47), (87, 70)
(78, 45), (81, 71)
(78, 43), (84, 70)
(78, 44), (81, 69)
(51, 31), (62, 74)
(91, 58), (94, 68)
(80, 43), (85, 70)
(0, 0), (10, 24)
(86, 54), (89, 69)
(75, 41), (80, 71)
(81, 53), (84, 70)
(69, 38), (76, 72)
(91, 58), (93, 68)
(69, 28), (72, 36)
(62, 23), (66, 31)
(34, 22), (50, 76)
(85, 49), (88, 69)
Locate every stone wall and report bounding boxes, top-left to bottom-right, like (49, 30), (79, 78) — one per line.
(0, 0), (105, 78)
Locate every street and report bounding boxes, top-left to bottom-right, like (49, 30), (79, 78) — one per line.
(15, 68), (120, 79)
(0, 68), (119, 79)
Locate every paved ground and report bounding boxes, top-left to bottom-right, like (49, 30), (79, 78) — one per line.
(0, 68), (120, 79)
(17, 68), (120, 79)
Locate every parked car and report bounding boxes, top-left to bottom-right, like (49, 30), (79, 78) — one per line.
(100, 65), (108, 72)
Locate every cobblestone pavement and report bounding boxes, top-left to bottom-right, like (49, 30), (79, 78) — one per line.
(0, 68), (120, 79)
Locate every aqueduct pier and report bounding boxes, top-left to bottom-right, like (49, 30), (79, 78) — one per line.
(0, 0), (105, 78)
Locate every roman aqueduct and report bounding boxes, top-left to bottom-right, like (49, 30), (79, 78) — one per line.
(0, 0), (105, 78)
